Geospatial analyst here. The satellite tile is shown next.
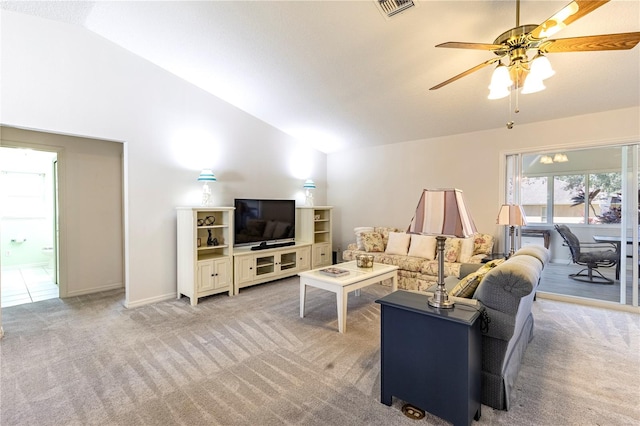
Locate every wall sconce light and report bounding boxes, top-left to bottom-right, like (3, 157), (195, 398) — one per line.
(198, 169), (217, 206)
(303, 179), (316, 206)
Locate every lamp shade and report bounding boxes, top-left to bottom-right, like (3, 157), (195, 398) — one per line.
(521, 74), (546, 94)
(303, 179), (316, 189)
(497, 204), (527, 226)
(408, 189), (477, 238)
(529, 53), (555, 81)
(197, 169), (217, 182)
(553, 153), (568, 163)
(489, 63), (513, 89)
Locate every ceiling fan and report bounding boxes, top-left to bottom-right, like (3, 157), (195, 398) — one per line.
(429, 0), (640, 98)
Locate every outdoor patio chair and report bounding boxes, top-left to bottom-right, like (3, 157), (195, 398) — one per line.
(554, 224), (619, 284)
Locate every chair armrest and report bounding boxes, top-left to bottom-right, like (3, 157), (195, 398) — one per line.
(562, 242), (617, 251)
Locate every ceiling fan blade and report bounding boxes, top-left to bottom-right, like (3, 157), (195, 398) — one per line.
(436, 41), (505, 51)
(529, 0), (610, 41)
(430, 57), (502, 91)
(539, 32), (640, 53)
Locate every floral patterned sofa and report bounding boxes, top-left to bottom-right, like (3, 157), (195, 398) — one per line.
(341, 226), (494, 291)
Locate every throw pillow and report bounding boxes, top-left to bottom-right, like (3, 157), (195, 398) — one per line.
(473, 234), (495, 255)
(449, 271), (484, 298)
(458, 236), (475, 263)
(361, 232), (384, 252)
(385, 232), (411, 256)
(408, 234), (437, 260)
(449, 258), (505, 298)
(354, 227), (374, 250)
(438, 238), (461, 263)
(374, 227), (398, 248)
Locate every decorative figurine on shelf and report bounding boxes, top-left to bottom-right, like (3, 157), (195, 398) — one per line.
(212, 237), (219, 246)
(207, 230), (215, 246)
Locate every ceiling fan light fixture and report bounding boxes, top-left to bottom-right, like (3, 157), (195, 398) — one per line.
(488, 62), (513, 98)
(489, 63), (513, 89)
(540, 155), (554, 164)
(521, 73), (545, 94)
(488, 85), (510, 100)
(553, 153), (568, 162)
(529, 52), (555, 80)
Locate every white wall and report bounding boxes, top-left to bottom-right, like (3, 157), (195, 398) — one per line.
(0, 11), (326, 310)
(329, 107), (640, 257)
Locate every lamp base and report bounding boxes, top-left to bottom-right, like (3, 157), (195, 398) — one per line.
(428, 235), (455, 309)
(428, 289), (455, 309)
(201, 183), (213, 206)
(304, 189), (314, 207)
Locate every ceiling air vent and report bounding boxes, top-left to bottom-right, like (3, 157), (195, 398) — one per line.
(375, 0), (417, 19)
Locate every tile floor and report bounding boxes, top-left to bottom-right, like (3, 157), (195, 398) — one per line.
(1, 266), (58, 307)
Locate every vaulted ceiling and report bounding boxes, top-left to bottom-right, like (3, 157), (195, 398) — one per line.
(2, 1), (639, 152)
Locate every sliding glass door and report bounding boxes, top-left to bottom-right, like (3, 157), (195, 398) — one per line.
(505, 144), (639, 308)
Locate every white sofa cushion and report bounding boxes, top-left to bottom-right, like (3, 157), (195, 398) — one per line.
(408, 234), (437, 260)
(385, 232), (411, 255)
(458, 236), (475, 263)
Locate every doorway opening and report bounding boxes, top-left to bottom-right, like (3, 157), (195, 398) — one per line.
(0, 147), (59, 307)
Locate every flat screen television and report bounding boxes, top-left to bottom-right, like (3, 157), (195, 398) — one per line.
(234, 199), (296, 247)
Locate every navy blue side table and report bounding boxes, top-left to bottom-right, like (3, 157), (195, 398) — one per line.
(376, 290), (482, 426)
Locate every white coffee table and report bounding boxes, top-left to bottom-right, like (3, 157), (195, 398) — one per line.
(298, 261), (398, 333)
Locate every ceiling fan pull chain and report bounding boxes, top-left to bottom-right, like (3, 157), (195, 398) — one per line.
(506, 90), (514, 130)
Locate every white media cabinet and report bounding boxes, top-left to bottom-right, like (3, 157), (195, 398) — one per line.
(177, 205), (334, 300)
(232, 243), (311, 295)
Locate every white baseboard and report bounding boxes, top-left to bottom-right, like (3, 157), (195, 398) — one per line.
(537, 291), (640, 313)
(65, 283), (124, 297)
(125, 292), (177, 309)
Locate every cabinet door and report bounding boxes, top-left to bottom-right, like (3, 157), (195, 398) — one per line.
(313, 243), (331, 268)
(297, 246), (311, 271)
(235, 256), (255, 284)
(278, 251), (298, 273)
(255, 254), (277, 279)
(213, 258), (231, 290)
(197, 260), (215, 293)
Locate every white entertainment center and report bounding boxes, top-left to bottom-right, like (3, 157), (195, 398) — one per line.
(176, 205), (333, 304)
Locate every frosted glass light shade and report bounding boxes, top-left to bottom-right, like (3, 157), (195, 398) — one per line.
(529, 54), (555, 80)
(488, 85), (510, 100)
(489, 63), (513, 88)
(553, 153), (568, 163)
(488, 63), (513, 99)
(522, 74), (546, 94)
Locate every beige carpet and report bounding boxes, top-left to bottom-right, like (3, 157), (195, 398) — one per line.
(1, 277), (638, 425)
